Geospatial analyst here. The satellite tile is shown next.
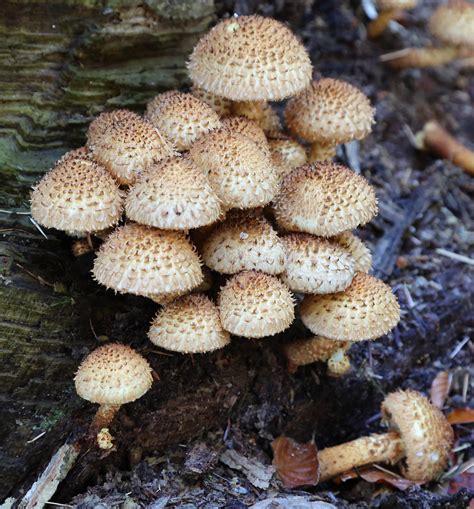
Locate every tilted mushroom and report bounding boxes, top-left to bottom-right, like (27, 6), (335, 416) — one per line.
(285, 79), (375, 161)
(268, 137), (308, 182)
(221, 116), (271, 156)
(232, 100), (282, 137)
(191, 86), (233, 117)
(367, 0), (417, 39)
(318, 389), (454, 482)
(334, 231), (372, 273)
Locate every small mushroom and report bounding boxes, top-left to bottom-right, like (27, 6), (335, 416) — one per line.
(317, 389), (454, 482)
(367, 0), (417, 39)
(232, 101), (282, 137)
(191, 86), (233, 117)
(334, 231), (372, 273)
(221, 116), (271, 157)
(268, 137), (308, 182)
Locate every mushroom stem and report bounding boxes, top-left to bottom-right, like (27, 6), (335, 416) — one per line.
(416, 121), (474, 176)
(308, 142), (337, 162)
(92, 403), (121, 430)
(367, 10), (400, 38)
(318, 431), (404, 481)
(380, 46), (459, 68)
(327, 348), (351, 377)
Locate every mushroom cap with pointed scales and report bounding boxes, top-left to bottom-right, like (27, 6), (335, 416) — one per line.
(280, 234), (355, 294)
(382, 390), (454, 482)
(222, 116), (271, 157)
(269, 138), (308, 181)
(334, 231), (372, 273)
(75, 343), (153, 405)
(188, 16), (312, 101)
(300, 272), (400, 341)
(218, 271), (294, 338)
(284, 336), (350, 367)
(125, 156), (223, 230)
(232, 101), (282, 136)
(148, 294), (230, 353)
(273, 163), (378, 236)
(145, 91), (222, 151)
(429, 1), (474, 48)
(93, 223), (203, 297)
(285, 79), (375, 145)
(191, 86), (233, 117)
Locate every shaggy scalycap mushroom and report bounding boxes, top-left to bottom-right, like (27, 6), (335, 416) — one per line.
(429, 0), (474, 49)
(269, 138), (308, 181)
(87, 109), (176, 185)
(273, 163), (378, 237)
(334, 231), (372, 273)
(189, 130), (278, 210)
(218, 271), (295, 338)
(300, 272), (400, 341)
(188, 15), (312, 101)
(201, 211), (286, 275)
(191, 86), (233, 117)
(31, 153), (124, 234)
(93, 223), (203, 298)
(148, 294), (230, 353)
(280, 234), (355, 294)
(232, 101), (282, 136)
(125, 156), (222, 230)
(145, 91), (222, 151)
(222, 116), (271, 156)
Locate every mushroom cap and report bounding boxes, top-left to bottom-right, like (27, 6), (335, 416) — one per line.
(273, 163), (378, 236)
(75, 343), (153, 405)
(87, 109), (176, 185)
(201, 211), (286, 275)
(269, 138), (308, 181)
(148, 294), (230, 353)
(218, 271), (295, 338)
(285, 79), (375, 145)
(93, 223), (203, 297)
(300, 272), (400, 341)
(284, 336), (350, 367)
(191, 86), (233, 117)
(280, 234), (355, 294)
(125, 156), (223, 230)
(334, 231), (372, 273)
(31, 155), (124, 234)
(222, 116), (271, 156)
(232, 101), (282, 136)
(429, 1), (474, 48)
(189, 130), (278, 210)
(145, 91), (222, 151)
(377, 0), (417, 10)
(188, 15), (312, 101)
(382, 390), (454, 482)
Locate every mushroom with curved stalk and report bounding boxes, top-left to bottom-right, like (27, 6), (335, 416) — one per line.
(367, 0), (417, 38)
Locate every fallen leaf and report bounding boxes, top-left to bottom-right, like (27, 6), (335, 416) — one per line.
(220, 449), (274, 489)
(430, 371), (451, 409)
(447, 408), (474, 425)
(272, 436), (319, 488)
(334, 467), (424, 491)
(448, 472), (474, 494)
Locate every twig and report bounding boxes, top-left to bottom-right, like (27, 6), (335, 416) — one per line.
(449, 336), (470, 358)
(435, 248), (474, 266)
(26, 431), (47, 445)
(29, 217), (48, 240)
(0, 209), (31, 215)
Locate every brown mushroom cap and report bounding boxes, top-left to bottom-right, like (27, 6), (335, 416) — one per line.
(300, 272), (400, 341)
(75, 343), (153, 405)
(284, 336), (350, 367)
(429, 1), (474, 48)
(280, 233), (355, 294)
(382, 390), (454, 481)
(222, 116), (271, 156)
(273, 163), (378, 236)
(201, 211), (286, 275)
(232, 101), (282, 136)
(191, 86), (233, 117)
(218, 271), (295, 338)
(188, 15), (312, 101)
(189, 130), (278, 210)
(31, 154), (124, 234)
(148, 294), (230, 353)
(93, 223), (203, 297)
(377, 0), (417, 10)
(145, 91), (222, 151)
(285, 79), (375, 145)
(334, 231), (372, 273)
(87, 109), (176, 185)
(269, 138), (308, 181)
(125, 156), (222, 230)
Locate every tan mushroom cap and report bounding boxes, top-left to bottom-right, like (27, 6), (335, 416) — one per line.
(148, 294), (230, 353)
(87, 109), (176, 185)
(232, 101), (282, 136)
(334, 231), (372, 273)
(75, 343), (153, 405)
(269, 138), (308, 181)
(125, 156), (222, 230)
(145, 91), (222, 151)
(382, 390), (454, 481)
(280, 234), (355, 294)
(191, 86), (233, 117)
(285, 79), (375, 145)
(31, 154), (124, 234)
(201, 211), (286, 275)
(377, 0), (417, 10)
(300, 272), (400, 341)
(218, 271), (295, 338)
(93, 223), (203, 297)
(222, 116), (271, 156)
(284, 336), (350, 367)
(273, 163), (378, 237)
(429, 1), (474, 48)
(188, 15), (312, 101)
(189, 130), (278, 210)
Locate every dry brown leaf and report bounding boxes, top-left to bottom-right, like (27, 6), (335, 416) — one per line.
(430, 370), (451, 409)
(271, 436), (320, 488)
(447, 408), (474, 425)
(334, 467), (424, 491)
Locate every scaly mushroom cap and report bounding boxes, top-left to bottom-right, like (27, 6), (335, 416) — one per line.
(222, 116), (271, 156)
(377, 0), (417, 10)
(232, 101), (282, 136)
(285, 79), (375, 145)
(269, 138), (308, 181)
(191, 86), (233, 117)
(284, 336), (350, 367)
(280, 234), (355, 294)
(334, 231), (372, 273)
(93, 223), (203, 297)
(125, 156), (222, 230)
(145, 91), (222, 151)
(201, 211), (286, 275)
(429, 1), (474, 48)
(75, 343), (153, 405)
(382, 390), (454, 482)
(188, 15), (312, 101)
(273, 163), (378, 236)
(218, 271), (295, 338)
(31, 155), (124, 234)
(148, 294), (230, 353)
(87, 109), (176, 185)
(189, 130), (278, 210)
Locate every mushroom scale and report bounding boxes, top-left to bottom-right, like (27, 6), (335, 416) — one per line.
(334, 231), (372, 273)
(222, 116), (271, 157)
(268, 138), (308, 182)
(191, 86), (234, 117)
